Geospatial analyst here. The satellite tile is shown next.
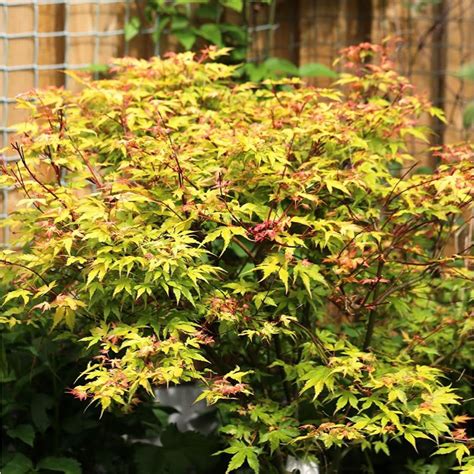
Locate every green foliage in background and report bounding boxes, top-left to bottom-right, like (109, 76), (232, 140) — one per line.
(125, 0), (337, 82)
(1, 43), (473, 473)
(0, 292), (227, 474)
(127, 0), (253, 62)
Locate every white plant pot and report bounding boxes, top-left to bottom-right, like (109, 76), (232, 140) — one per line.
(286, 456), (319, 474)
(155, 384), (217, 435)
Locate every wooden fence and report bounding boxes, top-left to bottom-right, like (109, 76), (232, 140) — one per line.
(1, 0), (473, 244)
(253, 0), (474, 146)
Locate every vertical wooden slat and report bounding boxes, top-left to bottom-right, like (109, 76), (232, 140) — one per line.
(429, 0), (448, 163)
(273, 0), (300, 64)
(346, 0), (372, 44)
(444, 0), (474, 144)
(3, 3), (34, 132)
(67, 2), (95, 92)
(38, 3), (65, 88)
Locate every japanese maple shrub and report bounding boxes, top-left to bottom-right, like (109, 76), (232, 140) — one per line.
(1, 44), (473, 473)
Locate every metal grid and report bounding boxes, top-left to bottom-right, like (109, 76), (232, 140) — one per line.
(1, 0), (158, 243)
(296, 1), (472, 142)
(1, 0), (473, 245)
(1, 0), (157, 159)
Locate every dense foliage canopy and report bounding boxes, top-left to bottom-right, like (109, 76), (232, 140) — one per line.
(1, 44), (473, 473)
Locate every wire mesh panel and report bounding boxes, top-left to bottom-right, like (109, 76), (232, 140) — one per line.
(1, 0), (473, 245)
(247, 0), (473, 144)
(0, 0), (157, 244)
(260, 0), (474, 254)
(1, 0), (157, 153)
(307, 0), (473, 143)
